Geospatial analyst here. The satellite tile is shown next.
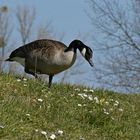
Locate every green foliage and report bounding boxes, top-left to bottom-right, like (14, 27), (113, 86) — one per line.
(0, 73), (140, 140)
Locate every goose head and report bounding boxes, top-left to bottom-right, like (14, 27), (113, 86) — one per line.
(66, 40), (94, 67)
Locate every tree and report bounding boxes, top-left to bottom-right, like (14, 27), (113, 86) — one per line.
(16, 6), (35, 45)
(88, 0), (140, 93)
(36, 22), (53, 40)
(0, 6), (11, 72)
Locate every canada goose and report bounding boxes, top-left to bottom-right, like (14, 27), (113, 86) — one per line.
(6, 39), (93, 87)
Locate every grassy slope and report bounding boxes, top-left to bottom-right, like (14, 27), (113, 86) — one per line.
(0, 73), (140, 140)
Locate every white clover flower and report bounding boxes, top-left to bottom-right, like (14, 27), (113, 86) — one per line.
(78, 93), (84, 99)
(115, 100), (119, 104)
(94, 97), (99, 104)
(48, 91), (51, 94)
(111, 117), (115, 120)
(118, 108), (123, 112)
(83, 93), (88, 97)
(35, 129), (39, 132)
(37, 98), (43, 102)
(89, 110), (93, 113)
(57, 130), (63, 135)
(25, 113), (30, 117)
(0, 125), (4, 129)
(75, 88), (80, 91)
(78, 93), (87, 99)
(104, 111), (109, 115)
(78, 104), (82, 107)
(83, 89), (88, 92)
(23, 78), (27, 81)
(114, 103), (119, 107)
(23, 84), (27, 87)
(110, 99), (114, 101)
(89, 89), (94, 93)
(17, 79), (21, 82)
(41, 131), (47, 135)
(105, 101), (109, 105)
(50, 134), (56, 140)
(103, 108), (109, 115)
(94, 97), (98, 100)
(109, 108), (113, 111)
(88, 95), (93, 101)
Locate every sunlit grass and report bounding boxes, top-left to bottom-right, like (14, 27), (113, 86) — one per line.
(0, 73), (140, 139)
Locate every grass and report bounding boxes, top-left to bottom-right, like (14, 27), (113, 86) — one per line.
(0, 73), (140, 140)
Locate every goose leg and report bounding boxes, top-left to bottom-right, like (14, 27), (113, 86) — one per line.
(25, 68), (38, 78)
(48, 75), (53, 88)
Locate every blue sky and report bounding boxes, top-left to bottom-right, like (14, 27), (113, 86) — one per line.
(0, 0), (92, 44)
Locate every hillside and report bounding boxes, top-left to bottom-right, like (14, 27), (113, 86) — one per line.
(0, 73), (140, 140)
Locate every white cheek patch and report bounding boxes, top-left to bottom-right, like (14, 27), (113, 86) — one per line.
(12, 57), (25, 66)
(81, 48), (86, 57)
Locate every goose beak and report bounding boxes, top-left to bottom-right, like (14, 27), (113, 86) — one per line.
(88, 59), (94, 67)
(5, 58), (13, 61)
(5, 58), (12, 61)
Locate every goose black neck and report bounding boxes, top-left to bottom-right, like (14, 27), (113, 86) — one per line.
(64, 42), (77, 53)
(64, 40), (84, 53)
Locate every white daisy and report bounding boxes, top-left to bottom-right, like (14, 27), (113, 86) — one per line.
(78, 93), (87, 99)
(89, 89), (94, 93)
(17, 79), (21, 82)
(118, 108), (123, 112)
(41, 131), (47, 135)
(88, 95), (93, 101)
(115, 100), (119, 104)
(0, 125), (4, 129)
(50, 134), (56, 140)
(57, 130), (63, 135)
(75, 88), (80, 91)
(114, 103), (119, 107)
(83, 89), (88, 92)
(25, 113), (30, 117)
(37, 98), (43, 102)
(94, 97), (99, 104)
(23, 78), (27, 81)
(78, 104), (82, 107)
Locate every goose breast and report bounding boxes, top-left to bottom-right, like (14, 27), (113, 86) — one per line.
(26, 47), (76, 75)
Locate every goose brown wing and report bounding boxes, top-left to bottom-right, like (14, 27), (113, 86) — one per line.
(25, 39), (67, 60)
